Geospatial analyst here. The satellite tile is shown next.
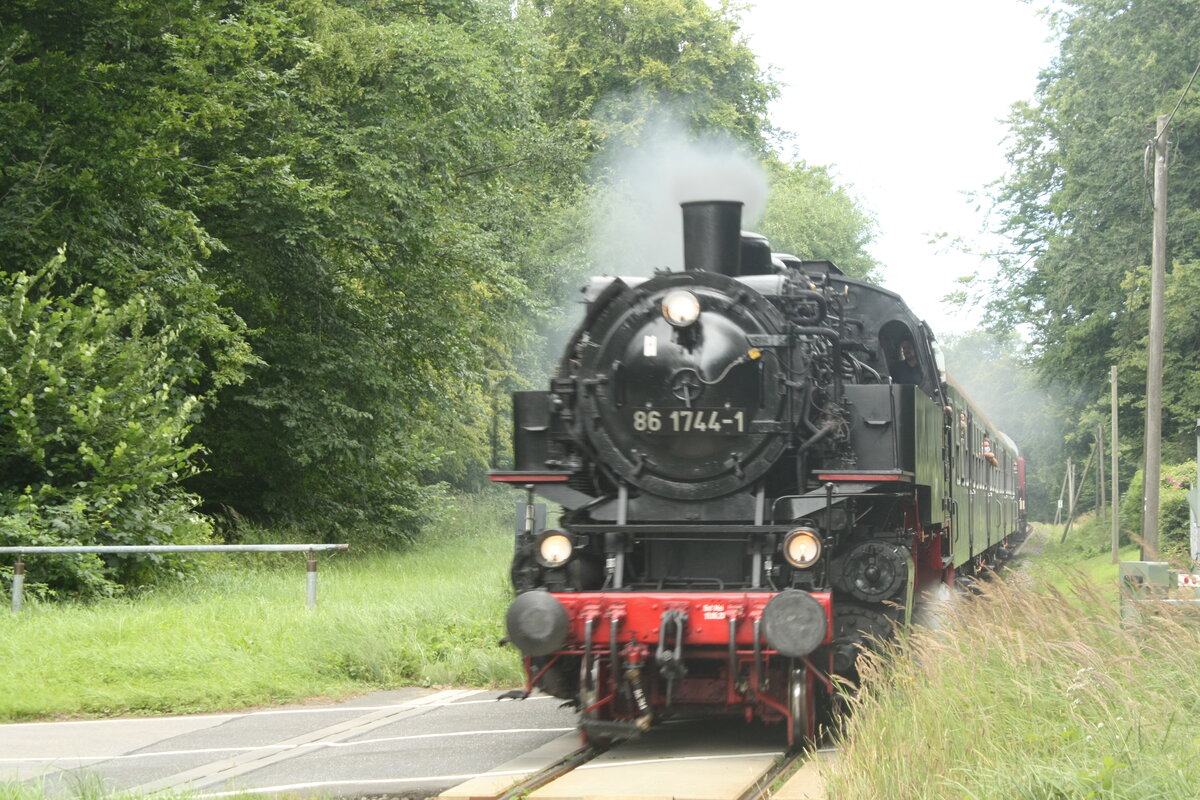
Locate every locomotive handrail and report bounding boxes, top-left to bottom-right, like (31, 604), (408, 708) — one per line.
(1, 544), (349, 613)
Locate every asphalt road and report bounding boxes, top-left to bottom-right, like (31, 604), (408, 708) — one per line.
(0, 688), (578, 799)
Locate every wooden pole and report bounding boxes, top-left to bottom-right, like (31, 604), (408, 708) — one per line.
(1068, 458), (1076, 527)
(1097, 425), (1106, 520)
(1062, 448), (1096, 544)
(1141, 114), (1169, 560)
(1056, 458), (1070, 525)
(1111, 366), (1120, 563)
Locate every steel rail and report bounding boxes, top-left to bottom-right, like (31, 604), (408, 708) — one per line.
(736, 747), (816, 800)
(494, 743), (597, 800)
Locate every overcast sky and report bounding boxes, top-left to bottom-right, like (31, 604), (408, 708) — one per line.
(737, 0), (1058, 337)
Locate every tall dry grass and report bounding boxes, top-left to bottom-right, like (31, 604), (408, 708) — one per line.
(827, 574), (1200, 799)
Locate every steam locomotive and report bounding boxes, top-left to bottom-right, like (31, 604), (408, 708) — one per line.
(491, 200), (1026, 746)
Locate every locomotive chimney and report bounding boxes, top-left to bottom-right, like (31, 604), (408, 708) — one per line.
(682, 200), (742, 276)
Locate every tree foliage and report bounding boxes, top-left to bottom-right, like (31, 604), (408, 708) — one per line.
(0, 253), (215, 596)
(1, 0), (878, 590)
(758, 159), (879, 280)
(173, 0), (566, 531)
(987, 0), (1200, 493)
(519, 0), (776, 153)
(1, 0), (565, 542)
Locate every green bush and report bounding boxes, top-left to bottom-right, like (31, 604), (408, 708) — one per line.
(0, 252), (216, 598)
(1119, 460), (1196, 562)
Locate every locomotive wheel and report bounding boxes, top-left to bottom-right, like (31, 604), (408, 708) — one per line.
(832, 602), (896, 681)
(834, 541), (908, 603)
(788, 667), (815, 746)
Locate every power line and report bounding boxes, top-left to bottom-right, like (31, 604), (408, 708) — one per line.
(1152, 56), (1200, 145)
(1144, 56), (1200, 204)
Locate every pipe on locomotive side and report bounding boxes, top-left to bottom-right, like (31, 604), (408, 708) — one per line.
(682, 200), (743, 276)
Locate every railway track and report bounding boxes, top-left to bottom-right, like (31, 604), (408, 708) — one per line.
(438, 721), (834, 800)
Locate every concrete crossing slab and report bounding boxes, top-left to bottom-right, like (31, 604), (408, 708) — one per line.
(527, 720), (782, 800)
(438, 731), (581, 800)
(773, 748), (835, 800)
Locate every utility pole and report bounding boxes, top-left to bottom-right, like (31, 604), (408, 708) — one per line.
(1066, 457), (1076, 539)
(1111, 366), (1120, 564)
(1191, 419), (1200, 563)
(1142, 114), (1169, 560)
(1056, 458), (1070, 525)
(1192, 419), (1200, 563)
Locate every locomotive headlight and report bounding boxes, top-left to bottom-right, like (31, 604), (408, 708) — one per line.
(535, 529), (574, 568)
(783, 527), (822, 568)
(661, 290), (701, 327)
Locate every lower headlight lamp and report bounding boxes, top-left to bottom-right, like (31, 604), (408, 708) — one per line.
(783, 527), (822, 568)
(535, 530), (574, 568)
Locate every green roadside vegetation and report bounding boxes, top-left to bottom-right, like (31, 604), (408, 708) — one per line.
(3, 503), (1200, 800)
(0, 491), (522, 722)
(829, 519), (1200, 799)
(1027, 517), (1140, 600)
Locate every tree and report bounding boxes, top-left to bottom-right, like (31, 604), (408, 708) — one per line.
(1, 0), (868, 559)
(986, 0), (1200, 483)
(519, 0), (777, 154)
(0, 0), (254, 394)
(758, 159), (879, 280)
(1, 0), (569, 539)
(175, 0), (564, 533)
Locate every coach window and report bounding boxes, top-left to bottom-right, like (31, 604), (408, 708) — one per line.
(971, 423), (980, 489)
(955, 409), (966, 485)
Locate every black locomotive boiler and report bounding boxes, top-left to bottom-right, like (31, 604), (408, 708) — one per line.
(491, 200), (1027, 746)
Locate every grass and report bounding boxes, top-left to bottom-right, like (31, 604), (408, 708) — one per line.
(0, 490), (524, 721)
(6, 503), (1200, 799)
(1025, 520), (1141, 603)
(827, 520), (1200, 799)
(1029, 511), (1197, 601)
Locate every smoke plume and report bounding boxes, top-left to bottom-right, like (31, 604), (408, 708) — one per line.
(588, 106), (768, 277)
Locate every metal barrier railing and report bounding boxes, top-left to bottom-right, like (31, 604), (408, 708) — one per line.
(0, 544), (349, 612)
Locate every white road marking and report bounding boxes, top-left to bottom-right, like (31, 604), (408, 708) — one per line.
(0, 690), (552, 730)
(196, 770), (534, 798)
(0, 727), (574, 764)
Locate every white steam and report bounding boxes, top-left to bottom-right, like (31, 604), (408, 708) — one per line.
(588, 109), (768, 277)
